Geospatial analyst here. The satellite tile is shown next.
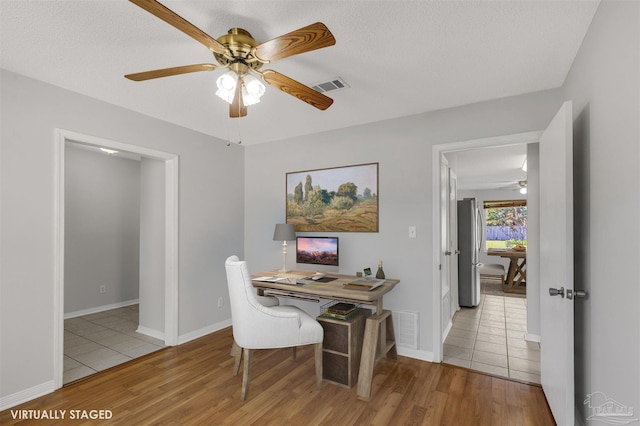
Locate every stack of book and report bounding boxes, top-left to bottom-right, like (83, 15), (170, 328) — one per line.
(322, 302), (358, 320)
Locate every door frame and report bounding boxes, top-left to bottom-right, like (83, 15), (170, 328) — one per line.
(431, 130), (542, 362)
(53, 129), (179, 389)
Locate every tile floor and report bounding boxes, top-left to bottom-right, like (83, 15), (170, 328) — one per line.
(443, 293), (541, 384)
(64, 305), (165, 384)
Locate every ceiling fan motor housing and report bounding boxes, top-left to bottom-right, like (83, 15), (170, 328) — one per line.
(214, 28), (263, 71)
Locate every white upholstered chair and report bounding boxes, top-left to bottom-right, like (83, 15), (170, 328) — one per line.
(225, 255), (324, 400)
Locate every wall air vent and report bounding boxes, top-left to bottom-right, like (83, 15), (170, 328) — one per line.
(310, 77), (350, 94)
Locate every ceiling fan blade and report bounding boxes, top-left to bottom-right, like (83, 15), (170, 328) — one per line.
(261, 70), (333, 110)
(230, 81), (247, 118)
(253, 22), (336, 62)
(130, 0), (227, 55)
(125, 64), (217, 81)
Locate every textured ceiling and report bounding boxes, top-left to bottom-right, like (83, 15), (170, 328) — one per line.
(1, 0), (599, 145)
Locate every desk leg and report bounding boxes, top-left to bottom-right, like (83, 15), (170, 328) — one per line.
(357, 310), (397, 398)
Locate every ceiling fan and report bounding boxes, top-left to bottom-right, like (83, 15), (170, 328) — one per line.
(124, 0), (336, 118)
(497, 180), (528, 194)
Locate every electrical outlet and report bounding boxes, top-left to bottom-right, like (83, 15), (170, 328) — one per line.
(218, 297), (224, 308)
(99, 285), (106, 294)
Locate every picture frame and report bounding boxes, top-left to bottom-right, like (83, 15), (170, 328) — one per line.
(286, 163), (379, 232)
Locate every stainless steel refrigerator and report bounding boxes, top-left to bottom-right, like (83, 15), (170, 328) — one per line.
(457, 198), (482, 307)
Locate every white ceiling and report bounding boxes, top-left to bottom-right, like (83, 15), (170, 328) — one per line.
(445, 144), (528, 191)
(1, 0), (599, 145)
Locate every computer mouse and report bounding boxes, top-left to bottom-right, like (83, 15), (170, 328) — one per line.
(312, 275), (322, 280)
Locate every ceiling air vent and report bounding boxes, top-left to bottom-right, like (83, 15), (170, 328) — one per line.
(311, 77), (350, 94)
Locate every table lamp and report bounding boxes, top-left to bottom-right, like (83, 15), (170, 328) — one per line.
(273, 223), (296, 272)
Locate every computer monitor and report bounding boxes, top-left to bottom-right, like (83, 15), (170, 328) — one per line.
(296, 236), (339, 267)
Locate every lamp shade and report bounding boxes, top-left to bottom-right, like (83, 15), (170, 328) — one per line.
(215, 71), (238, 104)
(273, 223), (296, 241)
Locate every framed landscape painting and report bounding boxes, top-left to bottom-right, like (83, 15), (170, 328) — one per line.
(286, 163), (378, 232)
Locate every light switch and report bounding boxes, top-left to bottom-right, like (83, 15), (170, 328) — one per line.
(409, 226), (417, 238)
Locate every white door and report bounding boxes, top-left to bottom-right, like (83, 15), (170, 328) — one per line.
(539, 100), (574, 424)
(448, 169), (459, 317)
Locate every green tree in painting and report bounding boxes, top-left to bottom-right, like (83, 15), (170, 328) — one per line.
(304, 185), (326, 217)
(363, 188), (372, 199)
(337, 182), (358, 201)
(304, 175), (313, 201)
(294, 182), (303, 204)
(330, 196), (354, 210)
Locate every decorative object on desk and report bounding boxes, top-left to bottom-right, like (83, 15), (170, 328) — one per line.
(363, 267), (372, 277)
(273, 223), (296, 272)
(375, 260), (385, 279)
(285, 163), (379, 232)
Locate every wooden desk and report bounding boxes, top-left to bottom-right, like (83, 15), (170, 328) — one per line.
(487, 249), (526, 293)
(251, 270), (399, 398)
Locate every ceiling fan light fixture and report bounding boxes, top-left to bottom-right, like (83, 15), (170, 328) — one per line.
(215, 71), (238, 103)
(242, 74), (266, 106)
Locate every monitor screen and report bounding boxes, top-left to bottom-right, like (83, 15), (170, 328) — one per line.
(296, 237), (339, 267)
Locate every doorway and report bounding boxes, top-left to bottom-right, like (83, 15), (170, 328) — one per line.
(431, 130), (542, 365)
(53, 129), (179, 389)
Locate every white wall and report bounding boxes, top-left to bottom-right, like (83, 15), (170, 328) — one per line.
(562, 1), (640, 421)
(245, 88), (564, 359)
(139, 157), (165, 336)
(64, 143), (140, 314)
(525, 143), (540, 340)
(0, 69), (244, 402)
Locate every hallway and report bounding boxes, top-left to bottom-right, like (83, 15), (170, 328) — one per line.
(64, 305), (165, 384)
(443, 290), (541, 384)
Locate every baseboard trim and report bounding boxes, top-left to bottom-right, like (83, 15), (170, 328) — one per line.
(442, 320), (454, 342)
(525, 333), (541, 343)
(136, 326), (165, 341)
(397, 347), (434, 362)
(64, 299), (140, 319)
(0, 380), (55, 411)
(178, 319), (233, 345)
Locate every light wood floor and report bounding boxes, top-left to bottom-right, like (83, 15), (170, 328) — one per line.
(0, 327), (555, 425)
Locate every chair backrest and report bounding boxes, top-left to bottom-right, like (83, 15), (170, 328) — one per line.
(225, 256), (300, 349)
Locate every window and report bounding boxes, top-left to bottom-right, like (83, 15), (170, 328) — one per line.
(483, 200), (527, 249)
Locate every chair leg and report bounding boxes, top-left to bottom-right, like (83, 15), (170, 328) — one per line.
(241, 348), (253, 401)
(231, 340), (242, 376)
(314, 343), (323, 390)
(292, 346), (297, 359)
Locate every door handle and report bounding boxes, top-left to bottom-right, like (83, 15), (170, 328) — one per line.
(566, 289), (588, 300)
(445, 251), (451, 256)
(574, 290), (587, 299)
(549, 287), (565, 298)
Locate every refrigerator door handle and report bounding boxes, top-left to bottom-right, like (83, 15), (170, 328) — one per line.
(476, 208), (484, 252)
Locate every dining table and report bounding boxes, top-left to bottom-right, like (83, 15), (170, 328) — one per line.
(487, 248), (527, 293)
